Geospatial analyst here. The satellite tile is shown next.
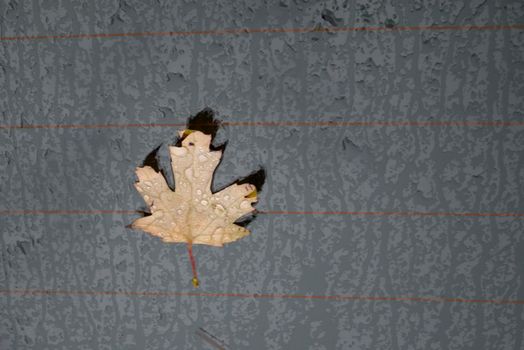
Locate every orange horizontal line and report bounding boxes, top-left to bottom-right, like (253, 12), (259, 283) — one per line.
(1, 120), (524, 130)
(0, 209), (522, 218)
(1, 24), (523, 42)
(225, 121), (524, 127)
(261, 210), (524, 218)
(0, 122), (187, 130)
(0, 210), (138, 215)
(1, 289), (522, 305)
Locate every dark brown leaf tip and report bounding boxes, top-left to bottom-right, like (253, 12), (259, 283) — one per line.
(237, 168), (266, 193)
(186, 108), (222, 141)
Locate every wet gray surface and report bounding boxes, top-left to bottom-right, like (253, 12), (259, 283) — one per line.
(1, 0), (524, 349)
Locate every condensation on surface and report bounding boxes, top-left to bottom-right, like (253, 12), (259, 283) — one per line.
(0, 1), (523, 349)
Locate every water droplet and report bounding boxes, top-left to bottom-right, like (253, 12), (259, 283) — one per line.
(177, 209), (183, 215)
(201, 200), (208, 206)
(240, 201), (251, 209)
(213, 204), (226, 216)
(171, 147), (187, 156)
(224, 195), (230, 200)
(144, 195), (151, 202)
(144, 181), (152, 187)
(196, 189), (202, 195)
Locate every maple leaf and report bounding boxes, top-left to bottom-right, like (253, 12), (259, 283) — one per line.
(130, 110), (263, 287)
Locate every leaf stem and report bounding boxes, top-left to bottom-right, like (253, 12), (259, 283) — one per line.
(187, 243), (199, 287)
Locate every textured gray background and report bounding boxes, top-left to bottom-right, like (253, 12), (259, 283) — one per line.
(1, 0), (524, 349)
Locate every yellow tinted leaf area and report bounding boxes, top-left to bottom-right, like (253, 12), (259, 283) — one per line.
(131, 130), (257, 248)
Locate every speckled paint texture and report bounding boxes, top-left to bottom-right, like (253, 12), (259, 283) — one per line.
(1, 0), (524, 349)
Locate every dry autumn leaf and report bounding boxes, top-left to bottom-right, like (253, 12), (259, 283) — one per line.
(130, 110), (263, 287)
